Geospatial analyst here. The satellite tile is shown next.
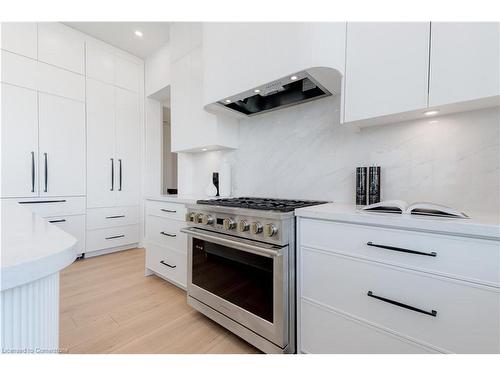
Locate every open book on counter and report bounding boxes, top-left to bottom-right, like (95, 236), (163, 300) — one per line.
(360, 200), (469, 219)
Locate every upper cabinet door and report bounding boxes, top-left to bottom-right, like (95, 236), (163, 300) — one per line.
(86, 44), (115, 84)
(344, 23), (430, 123)
(115, 87), (140, 206)
(38, 23), (85, 74)
(1, 22), (37, 59)
(38, 93), (86, 196)
(429, 22), (500, 107)
(86, 79), (116, 208)
(115, 56), (140, 92)
(1, 83), (38, 198)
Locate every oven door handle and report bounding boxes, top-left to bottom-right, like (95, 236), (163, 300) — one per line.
(181, 227), (284, 258)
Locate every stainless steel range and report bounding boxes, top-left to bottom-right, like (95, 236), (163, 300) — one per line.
(181, 197), (328, 354)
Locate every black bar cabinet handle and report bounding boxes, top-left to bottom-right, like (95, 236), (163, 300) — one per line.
(31, 151), (35, 192)
(105, 235), (125, 240)
(43, 152), (48, 192)
(160, 231), (177, 237)
(118, 159), (122, 191)
(19, 199), (67, 204)
(367, 291), (437, 317)
(110, 158), (114, 191)
(161, 209), (176, 213)
(48, 219), (66, 223)
(160, 260), (176, 268)
(366, 241), (437, 257)
(106, 215), (125, 219)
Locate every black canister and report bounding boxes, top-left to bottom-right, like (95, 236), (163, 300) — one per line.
(368, 166), (381, 205)
(212, 172), (220, 197)
(356, 167), (368, 205)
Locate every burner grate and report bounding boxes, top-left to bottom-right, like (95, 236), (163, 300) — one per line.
(196, 197), (329, 212)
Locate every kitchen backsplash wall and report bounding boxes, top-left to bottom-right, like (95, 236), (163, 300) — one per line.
(188, 97), (499, 216)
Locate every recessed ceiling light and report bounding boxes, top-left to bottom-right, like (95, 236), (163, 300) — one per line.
(201, 148), (208, 151)
(134, 30), (143, 37)
(224, 99), (231, 103)
(424, 110), (439, 116)
(290, 75), (298, 81)
(254, 89), (261, 93)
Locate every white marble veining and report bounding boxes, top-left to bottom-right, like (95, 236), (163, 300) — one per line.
(180, 98), (499, 219)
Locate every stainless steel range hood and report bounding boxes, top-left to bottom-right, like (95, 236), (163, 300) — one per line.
(205, 67), (342, 118)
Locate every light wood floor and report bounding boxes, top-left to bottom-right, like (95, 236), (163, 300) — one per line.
(59, 248), (260, 354)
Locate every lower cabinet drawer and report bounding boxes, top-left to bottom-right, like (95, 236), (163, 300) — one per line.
(86, 206), (139, 230)
(146, 200), (186, 222)
(301, 248), (500, 353)
(46, 214), (85, 254)
(146, 215), (187, 253)
(300, 299), (438, 354)
(146, 243), (187, 288)
(12, 196), (86, 216)
(86, 224), (139, 252)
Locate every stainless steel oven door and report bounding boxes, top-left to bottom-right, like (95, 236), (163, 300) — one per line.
(181, 227), (288, 348)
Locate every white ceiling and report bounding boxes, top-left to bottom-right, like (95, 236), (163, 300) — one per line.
(64, 22), (170, 59)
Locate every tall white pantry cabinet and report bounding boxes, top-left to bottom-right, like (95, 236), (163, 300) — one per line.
(1, 22), (144, 256)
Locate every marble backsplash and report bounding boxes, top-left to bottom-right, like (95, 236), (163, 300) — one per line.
(231, 97), (500, 216)
(186, 97), (499, 216)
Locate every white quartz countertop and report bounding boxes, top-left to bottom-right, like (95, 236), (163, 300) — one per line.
(295, 203), (500, 241)
(1, 200), (77, 291)
(146, 195), (219, 205)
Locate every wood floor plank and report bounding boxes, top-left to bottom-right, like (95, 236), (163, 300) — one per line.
(59, 248), (259, 354)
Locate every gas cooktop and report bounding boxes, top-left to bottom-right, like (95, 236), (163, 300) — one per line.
(196, 197), (329, 212)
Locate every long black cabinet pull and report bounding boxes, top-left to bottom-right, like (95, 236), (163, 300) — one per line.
(106, 215), (125, 219)
(366, 241), (437, 257)
(105, 235), (125, 240)
(43, 152), (48, 192)
(160, 260), (176, 268)
(118, 159), (122, 191)
(161, 209), (176, 213)
(19, 199), (67, 204)
(48, 219), (66, 223)
(31, 151), (35, 192)
(367, 291), (437, 317)
(110, 158), (114, 191)
(160, 231), (177, 237)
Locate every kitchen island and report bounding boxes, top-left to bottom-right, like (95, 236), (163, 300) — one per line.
(1, 200), (77, 353)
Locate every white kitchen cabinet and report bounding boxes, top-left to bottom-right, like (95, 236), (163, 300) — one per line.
(38, 92), (86, 197)
(86, 78), (115, 208)
(1, 49), (38, 90)
(344, 22), (430, 123)
(429, 22), (500, 107)
(1, 22), (37, 59)
(86, 44), (115, 84)
(170, 47), (238, 152)
(170, 22), (202, 63)
(1, 83), (38, 198)
(37, 23), (85, 74)
(115, 56), (140, 92)
(115, 87), (140, 206)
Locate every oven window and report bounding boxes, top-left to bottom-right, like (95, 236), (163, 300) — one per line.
(192, 238), (274, 322)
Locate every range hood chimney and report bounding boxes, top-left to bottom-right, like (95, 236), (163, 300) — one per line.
(205, 67), (342, 118)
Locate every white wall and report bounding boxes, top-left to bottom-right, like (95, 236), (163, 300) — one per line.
(145, 43), (170, 97)
(184, 97), (499, 216)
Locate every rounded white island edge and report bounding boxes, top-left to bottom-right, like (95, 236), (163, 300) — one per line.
(1, 200), (77, 353)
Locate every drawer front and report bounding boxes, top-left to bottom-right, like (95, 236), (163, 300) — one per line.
(146, 200), (186, 222)
(300, 299), (437, 354)
(146, 242), (187, 288)
(46, 214), (85, 254)
(300, 218), (500, 286)
(12, 196), (86, 217)
(86, 206), (139, 230)
(146, 215), (187, 253)
(301, 248), (500, 353)
(86, 224), (139, 252)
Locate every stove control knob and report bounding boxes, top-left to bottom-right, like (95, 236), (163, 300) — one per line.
(237, 220), (250, 232)
(250, 222), (263, 235)
(201, 214), (214, 225)
(223, 218), (236, 230)
(196, 213), (204, 224)
(185, 212), (195, 222)
(264, 223), (278, 237)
